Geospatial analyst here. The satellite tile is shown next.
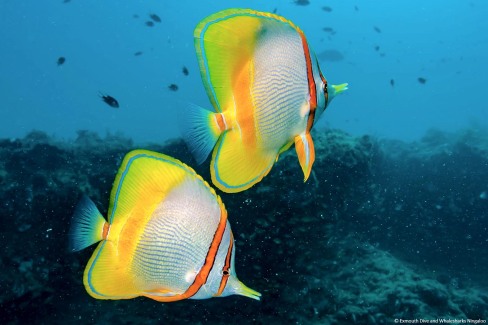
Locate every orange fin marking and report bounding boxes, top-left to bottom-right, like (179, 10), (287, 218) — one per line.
(295, 133), (315, 182)
(215, 113), (227, 132)
(102, 222), (110, 240)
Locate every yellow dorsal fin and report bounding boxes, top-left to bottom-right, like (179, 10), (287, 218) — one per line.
(194, 9), (301, 113)
(194, 9), (262, 113)
(107, 150), (190, 226)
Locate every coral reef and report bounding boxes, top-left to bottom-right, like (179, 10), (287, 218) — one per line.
(0, 128), (487, 324)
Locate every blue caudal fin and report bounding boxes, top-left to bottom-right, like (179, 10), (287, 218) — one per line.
(179, 103), (222, 164)
(68, 196), (107, 252)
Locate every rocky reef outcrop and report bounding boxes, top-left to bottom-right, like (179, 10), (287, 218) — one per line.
(0, 128), (486, 324)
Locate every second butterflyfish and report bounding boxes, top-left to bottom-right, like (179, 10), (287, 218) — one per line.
(181, 8), (348, 193)
(68, 149), (260, 302)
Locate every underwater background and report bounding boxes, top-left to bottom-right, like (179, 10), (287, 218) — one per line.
(1, 0), (487, 324)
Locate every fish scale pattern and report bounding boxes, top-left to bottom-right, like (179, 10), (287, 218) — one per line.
(131, 177), (220, 293)
(252, 21), (308, 149)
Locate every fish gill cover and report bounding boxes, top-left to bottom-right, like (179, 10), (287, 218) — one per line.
(0, 128), (487, 324)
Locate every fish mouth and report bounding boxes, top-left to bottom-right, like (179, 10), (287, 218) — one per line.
(237, 281), (261, 301)
(331, 83), (349, 96)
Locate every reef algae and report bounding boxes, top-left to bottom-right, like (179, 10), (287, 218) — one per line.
(0, 128), (487, 324)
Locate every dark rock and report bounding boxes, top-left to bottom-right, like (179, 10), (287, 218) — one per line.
(0, 128), (487, 323)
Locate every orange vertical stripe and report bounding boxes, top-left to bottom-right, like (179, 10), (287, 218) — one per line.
(298, 31), (317, 133)
(232, 60), (257, 147)
(214, 231), (234, 297)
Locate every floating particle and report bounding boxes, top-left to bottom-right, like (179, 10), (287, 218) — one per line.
(417, 77), (427, 84)
(145, 21), (154, 27)
(374, 45), (380, 51)
(322, 6), (333, 12)
(134, 51), (143, 56)
(57, 56), (66, 66)
(182, 66), (189, 76)
(390, 79), (395, 87)
(374, 26), (381, 33)
(168, 84), (179, 91)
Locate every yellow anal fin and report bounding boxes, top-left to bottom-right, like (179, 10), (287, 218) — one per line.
(83, 241), (139, 300)
(211, 129), (276, 193)
(294, 132), (315, 182)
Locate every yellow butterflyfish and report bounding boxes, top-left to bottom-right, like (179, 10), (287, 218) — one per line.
(181, 8), (348, 193)
(68, 149), (260, 302)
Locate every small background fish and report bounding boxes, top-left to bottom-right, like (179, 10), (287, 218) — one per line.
(149, 13), (161, 23)
(317, 49), (344, 62)
(99, 93), (119, 108)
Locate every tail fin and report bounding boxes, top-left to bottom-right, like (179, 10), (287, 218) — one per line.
(68, 196), (108, 252)
(179, 103), (222, 164)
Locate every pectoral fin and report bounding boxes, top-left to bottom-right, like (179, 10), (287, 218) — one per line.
(294, 132), (315, 182)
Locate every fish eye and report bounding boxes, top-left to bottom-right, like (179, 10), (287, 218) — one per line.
(222, 270), (229, 276)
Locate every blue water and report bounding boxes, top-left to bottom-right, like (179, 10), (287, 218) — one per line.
(1, 0), (487, 143)
(1, 2), (488, 323)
